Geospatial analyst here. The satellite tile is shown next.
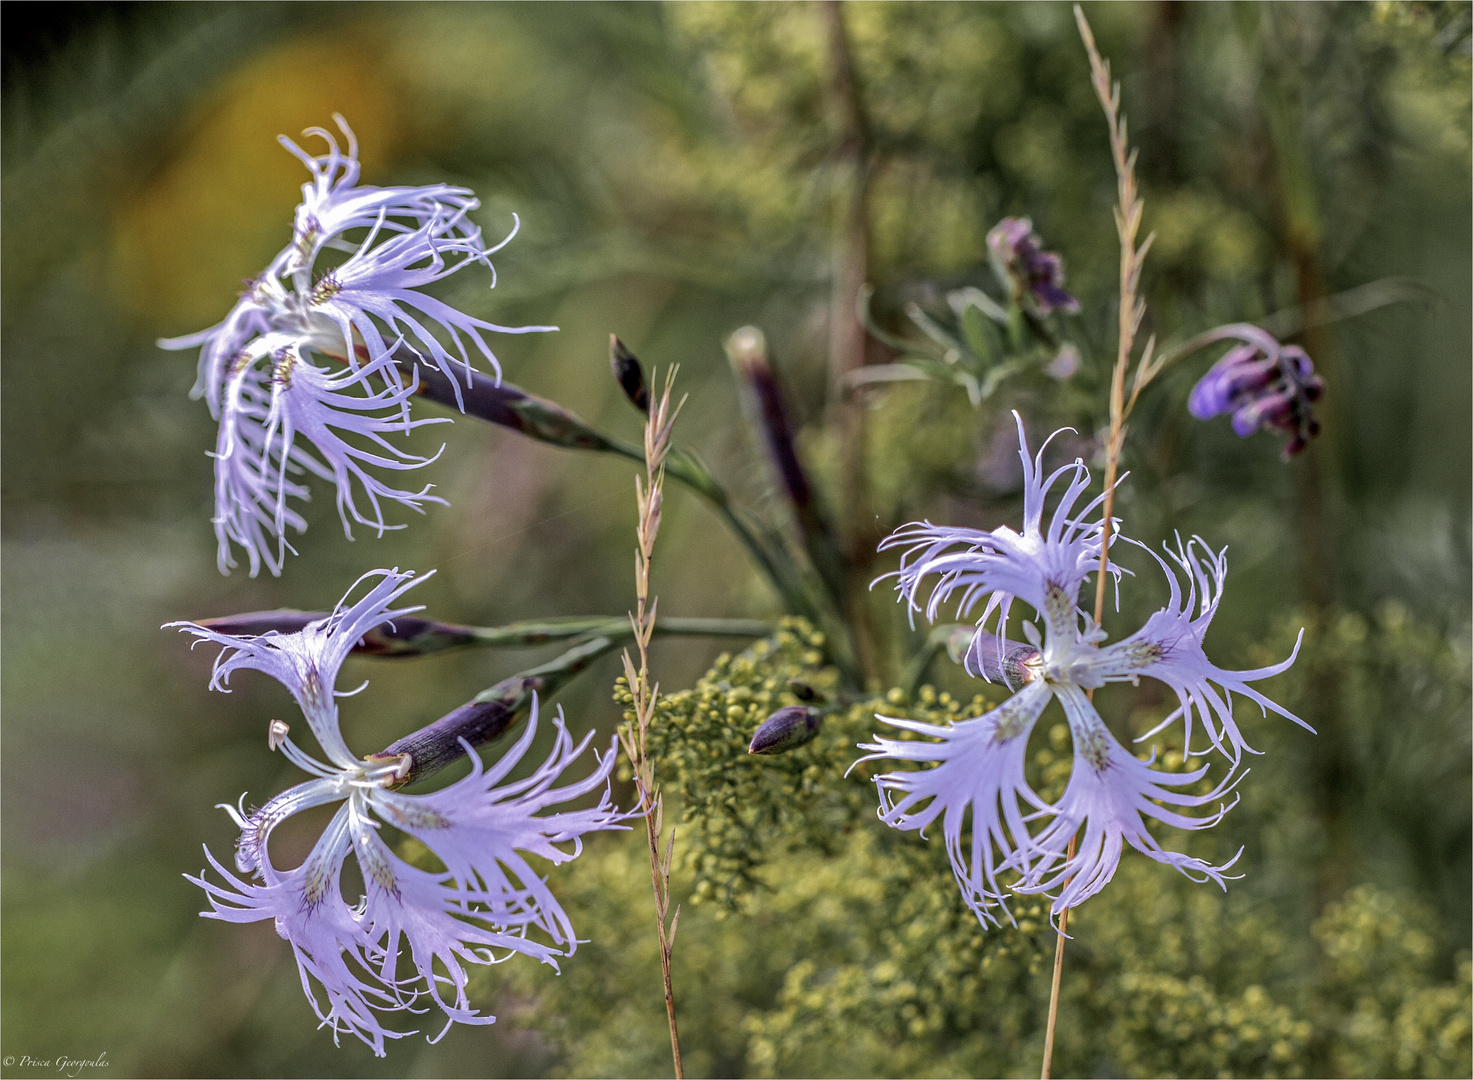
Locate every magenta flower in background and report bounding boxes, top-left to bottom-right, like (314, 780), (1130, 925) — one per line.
(862, 414), (1308, 927)
(159, 116), (554, 575)
(986, 217), (1081, 316)
(1188, 325), (1325, 458)
(170, 569), (627, 1055)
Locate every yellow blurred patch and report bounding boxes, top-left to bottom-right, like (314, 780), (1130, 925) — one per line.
(112, 28), (401, 333)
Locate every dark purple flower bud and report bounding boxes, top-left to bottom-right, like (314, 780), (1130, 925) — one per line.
(1231, 387), (1297, 437)
(726, 327), (848, 609)
(609, 335), (650, 414)
(1188, 345), (1276, 419)
(1188, 334), (1325, 459)
(377, 675), (538, 786)
(1282, 346), (1312, 381)
(726, 328), (813, 513)
(987, 217), (1080, 316)
(748, 705), (823, 755)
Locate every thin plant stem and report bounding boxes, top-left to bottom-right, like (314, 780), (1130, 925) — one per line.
(820, 0), (883, 681)
(1041, 12), (1159, 1078)
(1039, 834), (1077, 1080)
(616, 368), (686, 1079)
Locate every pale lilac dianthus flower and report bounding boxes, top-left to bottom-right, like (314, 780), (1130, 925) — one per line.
(861, 414), (1308, 928)
(170, 569), (626, 1055)
(159, 116), (554, 576)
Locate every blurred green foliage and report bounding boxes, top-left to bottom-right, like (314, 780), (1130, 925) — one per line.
(2, 1), (1469, 1076)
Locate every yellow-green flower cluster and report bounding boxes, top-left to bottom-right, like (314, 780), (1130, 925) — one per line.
(617, 620), (853, 908)
(1106, 976), (1310, 1078)
(616, 620), (1023, 912)
(742, 830), (1055, 1078)
(505, 615), (1470, 1078)
(1315, 886), (1473, 1079)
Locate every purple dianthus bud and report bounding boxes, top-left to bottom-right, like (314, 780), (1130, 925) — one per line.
(748, 705), (823, 755)
(951, 628), (1042, 689)
(379, 675), (538, 786)
(726, 327), (813, 513)
(610, 335), (650, 414)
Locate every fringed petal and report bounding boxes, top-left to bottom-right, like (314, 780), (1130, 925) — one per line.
(1017, 686), (1245, 917)
(348, 801), (562, 1042)
(166, 569), (430, 767)
(372, 699), (631, 954)
(167, 114), (555, 575)
(187, 808), (410, 1057)
(312, 216), (554, 396)
(857, 680), (1055, 927)
(877, 413), (1113, 637)
(1096, 536), (1308, 760)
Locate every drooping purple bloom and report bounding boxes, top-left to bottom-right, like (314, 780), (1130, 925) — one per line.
(986, 217), (1081, 316)
(212, 344), (449, 577)
(862, 414), (1308, 927)
(278, 120), (487, 279)
(159, 115), (555, 575)
(169, 569), (627, 1054)
(1187, 325), (1324, 458)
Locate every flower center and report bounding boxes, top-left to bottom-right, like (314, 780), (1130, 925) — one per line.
(310, 271), (341, 306)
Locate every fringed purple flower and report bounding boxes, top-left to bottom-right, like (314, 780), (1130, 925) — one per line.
(212, 344), (449, 577)
(169, 569), (628, 1055)
(159, 115), (555, 575)
(863, 680), (1053, 924)
(882, 414), (1117, 648)
(862, 413), (1308, 927)
(1187, 324), (1324, 458)
(987, 217), (1081, 316)
(279, 120), (486, 279)
(1100, 538), (1305, 763)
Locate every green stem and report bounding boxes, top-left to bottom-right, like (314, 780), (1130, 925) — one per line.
(389, 350), (819, 628)
(469, 615), (775, 649)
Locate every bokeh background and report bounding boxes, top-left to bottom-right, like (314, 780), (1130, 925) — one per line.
(3, 3), (1469, 1077)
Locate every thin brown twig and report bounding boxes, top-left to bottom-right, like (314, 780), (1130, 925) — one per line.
(616, 367), (686, 1079)
(1041, 11), (1159, 1079)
